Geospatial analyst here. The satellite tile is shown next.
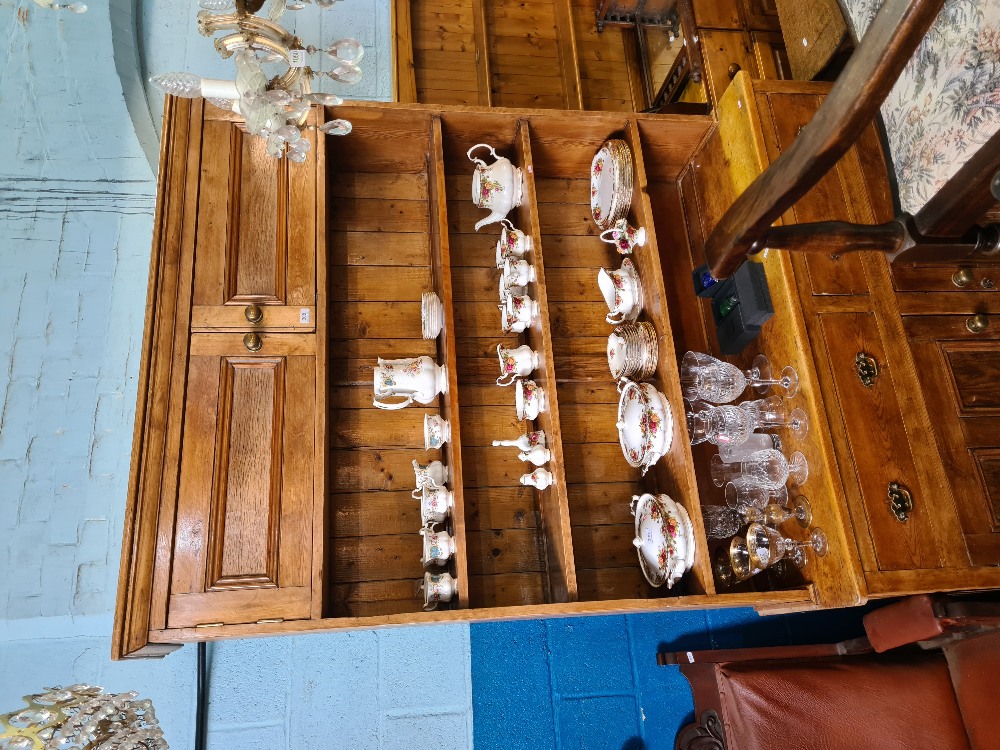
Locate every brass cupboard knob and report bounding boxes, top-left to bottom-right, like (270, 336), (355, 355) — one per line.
(727, 63), (742, 79)
(966, 314), (990, 333)
(952, 268), (974, 288)
(245, 304), (263, 323)
(243, 332), (263, 352)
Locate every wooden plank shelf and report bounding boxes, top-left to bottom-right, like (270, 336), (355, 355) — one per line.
(429, 115), (471, 608)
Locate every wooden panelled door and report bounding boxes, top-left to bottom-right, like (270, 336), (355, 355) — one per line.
(168, 335), (316, 628)
(906, 319), (1000, 567)
(189, 118), (317, 333)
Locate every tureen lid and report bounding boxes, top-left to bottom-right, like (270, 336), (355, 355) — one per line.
(632, 493), (683, 588)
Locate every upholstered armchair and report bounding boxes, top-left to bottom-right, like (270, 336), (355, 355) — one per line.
(659, 595), (1000, 750)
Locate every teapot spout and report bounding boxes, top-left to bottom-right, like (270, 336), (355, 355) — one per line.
(475, 210), (506, 232)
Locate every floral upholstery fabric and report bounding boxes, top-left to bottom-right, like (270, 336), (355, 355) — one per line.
(839, 0), (1000, 215)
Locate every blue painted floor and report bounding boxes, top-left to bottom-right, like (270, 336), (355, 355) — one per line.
(471, 605), (873, 750)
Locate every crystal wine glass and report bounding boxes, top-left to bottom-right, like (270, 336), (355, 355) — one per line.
(713, 546), (744, 589)
(746, 354), (799, 397)
(680, 352), (747, 404)
(746, 523), (828, 570)
(724, 479), (769, 510)
(710, 449), (809, 489)
(739, 395), (809, 436)
(766, 495), (813, 528)
(728, 535), (764, 581)
(686, 405), (754, 447)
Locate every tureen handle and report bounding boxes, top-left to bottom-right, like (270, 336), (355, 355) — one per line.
(630, 495), (640, 517)
(632, 537), (644, 549)
(467, 143), (497, 167)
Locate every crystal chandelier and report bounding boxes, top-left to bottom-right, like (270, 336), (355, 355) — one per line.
(150, 0), (361, 162)
(0, 684), (168, 750)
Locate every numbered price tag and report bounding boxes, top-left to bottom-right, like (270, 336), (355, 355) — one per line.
(289, 49), (306, 68)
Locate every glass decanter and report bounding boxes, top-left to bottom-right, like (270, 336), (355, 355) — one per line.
(739, 395), (809, 436)
(710, 449), (809, 489)
(746, 523), (828, 569)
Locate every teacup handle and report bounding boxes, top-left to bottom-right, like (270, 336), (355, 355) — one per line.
(373, 393), (414, 410)
(606, 310), (626, 325)
(423, 600), (439, 612)
(497, 373), (516, 387)
(467, 143), (497, 167)
(411, 486), (423, 500)
(500, 218), (515, 231)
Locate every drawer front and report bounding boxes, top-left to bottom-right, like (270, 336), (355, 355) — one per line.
(893, 263), (1000, 293)
(819, 312), (944, 570)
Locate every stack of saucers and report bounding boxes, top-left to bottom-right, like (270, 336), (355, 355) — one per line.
(607, 321), (658, 382)
(590, 139), (634, 231)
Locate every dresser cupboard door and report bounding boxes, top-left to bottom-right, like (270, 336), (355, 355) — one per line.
(167, 334), (316, 628)
(190, 118), (317, 333)
(904, 314), (1000, 565)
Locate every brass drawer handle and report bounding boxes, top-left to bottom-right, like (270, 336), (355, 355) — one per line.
(245, 304), (263, 323)
(887, 481), (913, 523)
(855, 351), (879, 387)
(952, 268), (973, 288)
(966, 314), (990, 333)
(727, 63), (742, 79)
(243, 332), (263, 352)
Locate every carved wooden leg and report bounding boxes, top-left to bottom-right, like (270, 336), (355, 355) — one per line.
(675, 710), (727, 750)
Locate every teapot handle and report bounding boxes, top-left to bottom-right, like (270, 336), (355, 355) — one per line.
(467, 143), (497, 167)
(373, 393), (414, 410)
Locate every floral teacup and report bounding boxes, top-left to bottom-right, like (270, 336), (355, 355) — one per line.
(497, 344), (539, 386)
(499, 274), (526, 300)
(424, 414), (451, 450)
(496, 219), (532, 267)
(515, 379), (546, 420)
(419, 571), (458, 611)
(411, 459), (449, 499)
(499, 292), (539, 334)
(600, 219), (647, 255)
(418, 485), (455, 525)
(503, 258), (535, 288)
(419, 526), (456, 567)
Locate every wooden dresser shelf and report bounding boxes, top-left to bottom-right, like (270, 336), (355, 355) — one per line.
(113, 91), (1000, 659)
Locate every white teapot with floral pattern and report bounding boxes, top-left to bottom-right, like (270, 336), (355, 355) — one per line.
(468, 143), (524, 232)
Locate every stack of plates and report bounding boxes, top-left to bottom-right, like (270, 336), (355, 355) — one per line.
(590, 139), (633, 230)
(632, 493), (696, 588)
(607, 321), (658, 381)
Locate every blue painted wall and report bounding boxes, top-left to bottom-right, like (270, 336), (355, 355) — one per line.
(470, 606), (872, 750)
(0, 3), (473, 748)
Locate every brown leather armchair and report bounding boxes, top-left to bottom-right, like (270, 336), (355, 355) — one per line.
(659, 595), (1000, 750)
